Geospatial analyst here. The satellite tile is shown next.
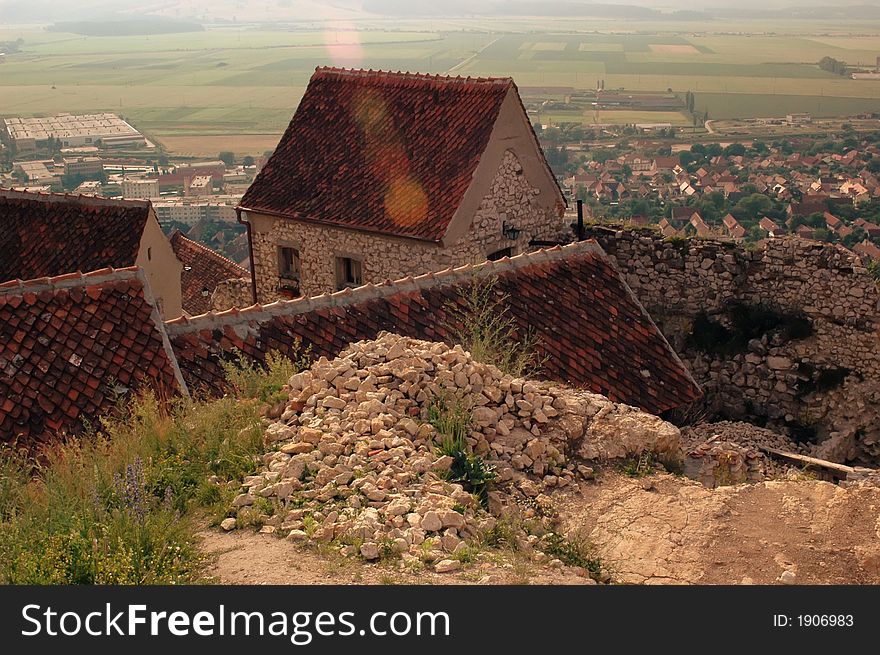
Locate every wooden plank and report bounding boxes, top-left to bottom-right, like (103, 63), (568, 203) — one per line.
(758, 446), (855, 475)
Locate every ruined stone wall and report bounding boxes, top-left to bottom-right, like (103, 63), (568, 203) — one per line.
(585, 226), (880, 464)
(210, 277), (253, 312)
(249, 150), (565, 301)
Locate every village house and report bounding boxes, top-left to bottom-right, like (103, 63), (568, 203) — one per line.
(0, 189), (183, 318)
(237, 67), (567, 302)
(169, 230), (249, 315)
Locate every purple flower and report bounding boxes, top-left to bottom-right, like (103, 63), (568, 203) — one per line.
(113, 456), (147, 524)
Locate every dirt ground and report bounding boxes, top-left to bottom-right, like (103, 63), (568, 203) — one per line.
(199, 472), (880, 585)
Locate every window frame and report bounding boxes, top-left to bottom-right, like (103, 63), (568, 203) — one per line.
(335, 255), (364, 290)
(277, 244), (301, 281)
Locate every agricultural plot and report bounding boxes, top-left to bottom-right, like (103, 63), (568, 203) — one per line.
(2, 22), (880, 145)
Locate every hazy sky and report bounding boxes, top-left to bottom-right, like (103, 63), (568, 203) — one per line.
(1, 0), (878, 24)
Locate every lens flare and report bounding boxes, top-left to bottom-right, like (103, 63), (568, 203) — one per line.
(351, 87), (428, 228)
(323, 20), (363, 66)
(385, 174), (428, 228)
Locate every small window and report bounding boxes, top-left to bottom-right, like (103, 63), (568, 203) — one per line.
(335, 256), (363, 290)
(147, 247), (152, 261)
(278, 246), (300, 280)
(487, 247), (513, 261)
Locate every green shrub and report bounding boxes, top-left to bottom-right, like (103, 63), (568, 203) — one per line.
(428, 392), (496, 507)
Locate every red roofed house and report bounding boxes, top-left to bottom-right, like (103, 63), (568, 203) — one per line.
(169, 230), (249, 316)
(0, 190), (183, 318)
(853, 239), (880, 261)
(0, 268), (187, 446)
(722, 213), (746, 240)
(238, 67), (567, 302)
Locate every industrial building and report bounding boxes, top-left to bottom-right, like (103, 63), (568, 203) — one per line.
(2, 113), (147, 153)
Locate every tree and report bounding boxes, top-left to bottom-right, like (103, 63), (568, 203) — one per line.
(819, 56), (847, 76)
(218, 151), (235, 166)
(723, 143), (746, 157)
(242, 155), (255, 167)
(733, 193), (776, 222)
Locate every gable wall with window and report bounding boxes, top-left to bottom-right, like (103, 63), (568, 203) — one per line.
(247, 150), (566, 302)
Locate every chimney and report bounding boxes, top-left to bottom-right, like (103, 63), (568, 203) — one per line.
(577, 199), (584, 241)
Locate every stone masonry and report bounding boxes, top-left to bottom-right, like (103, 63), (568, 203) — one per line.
(585, 225), (880, 464)
(249, 150), (566, 301)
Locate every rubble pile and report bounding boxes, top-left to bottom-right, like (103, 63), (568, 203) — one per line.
(223, 332), (681, 572)
(681, 420), (806, 487)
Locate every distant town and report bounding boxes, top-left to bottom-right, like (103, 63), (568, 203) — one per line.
(0, 112), (253, 266)
(5, 100), (880, 274)
(536, 112), (880, 265)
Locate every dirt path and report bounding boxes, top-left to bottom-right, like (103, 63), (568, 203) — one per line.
(198, 530), (592, 586)
(557, 473), (880, 585)
(199, 473), (880, 585)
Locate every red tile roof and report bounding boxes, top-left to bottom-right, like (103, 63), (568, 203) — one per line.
(169, 230), (249, 315)
(240, 67), (529, 242)
(0, 190), (151, 282)
(0, 267), (186, 447)
(166, 241), (701, 415)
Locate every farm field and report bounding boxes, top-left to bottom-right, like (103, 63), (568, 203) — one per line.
(156, 134), (286, 157)
(2, 20), (880, 151)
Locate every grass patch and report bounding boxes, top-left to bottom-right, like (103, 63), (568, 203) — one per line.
(0, 350), (309, 584)
(222, 344), (312, 405)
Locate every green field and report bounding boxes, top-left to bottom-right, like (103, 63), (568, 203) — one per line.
(2, 20), (880, 151)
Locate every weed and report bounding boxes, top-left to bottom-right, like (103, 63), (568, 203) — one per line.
(378, 537), (400, 561)
(483, 517), (522, 550)
(444, 276), (545, 377)
(0, 351), (308, 585)
(621, 451), (657, 477)
(451, 545), (477, 564)
(221, 344), (312, 404)
(541, 531), (604, 579)
(428, 393), (496, 507)
(427, 392), (472, 455)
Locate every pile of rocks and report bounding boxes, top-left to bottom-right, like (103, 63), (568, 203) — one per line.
(223, 332), (682, 572)
(681, 420), (805, 487)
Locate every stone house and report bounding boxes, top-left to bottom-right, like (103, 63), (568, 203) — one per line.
(0, 189), (183, 318)
(237, 67), (567, 302)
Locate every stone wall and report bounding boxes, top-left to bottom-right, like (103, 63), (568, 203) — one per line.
(248, 150), (565, 301)
(585, 226), (880, 464)
(210, 277), (253, 312)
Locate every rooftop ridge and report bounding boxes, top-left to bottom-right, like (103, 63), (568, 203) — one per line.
(0, 265), (142, 296)
(170, 230), (248, 274)
(0, 188), (152, 210)
(164, 240), (603, 334)
(313, 66), (513, 87)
